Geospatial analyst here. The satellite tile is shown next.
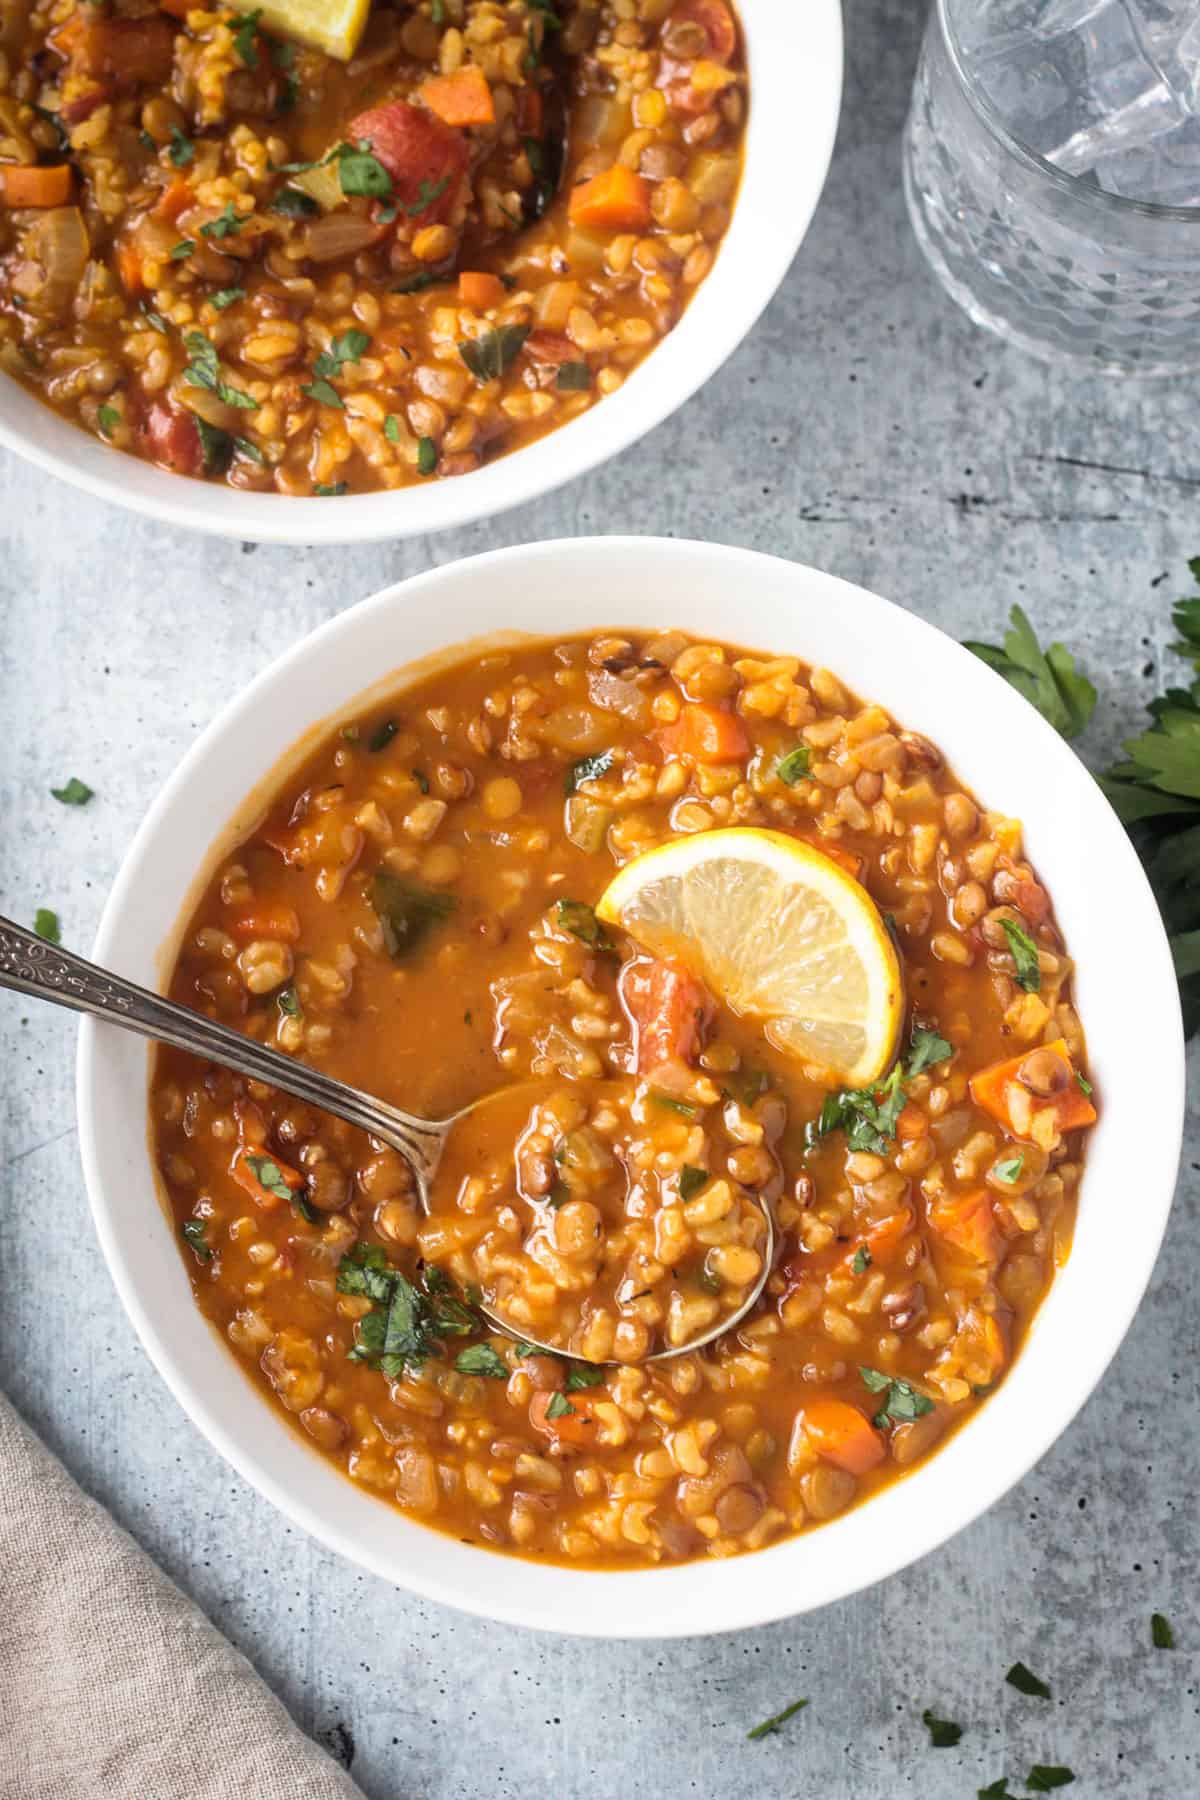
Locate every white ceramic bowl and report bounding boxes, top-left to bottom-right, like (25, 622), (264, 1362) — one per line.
(77, 538), (1184, 1637)
(0, 3), (841, 544)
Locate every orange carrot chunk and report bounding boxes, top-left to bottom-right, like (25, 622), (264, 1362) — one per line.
(458, 269), (506, 309)
(841, 1207), (915, 1274)
(928, 1188), (1001, 1264)
(969, 1038), (1096, 1137)
(231, 1146), (304, 1211)
(567, 164), (652, 232)
(802, 1400), (886, 1475)
(420, 66), (495, 128)
(657, 701), (750, 765)
(0, 164), (73, 207)
(529, 1390), (600, 1447)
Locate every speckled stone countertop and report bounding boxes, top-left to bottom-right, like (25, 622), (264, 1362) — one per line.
(1, 3), (1196, 1795)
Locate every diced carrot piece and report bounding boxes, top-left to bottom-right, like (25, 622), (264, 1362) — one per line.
(231, 1145), (303, 1211)
(928, 1189), (1001, 1264)
(802, 1400), (886, 1475)
(420, 66), (495, 128)
(458, 269), (506, 309)
(620, 957), (713, 1072)
(567, 164), (653, 232)
(657, 701), (750, 765)
(0, 164), (73, 207)
(896, 1103), (928, 1142)
(117, 242), (145, 296)
(155, 175), (193, 222)
(228, 905), (302, 945)
(529, 1390), (600, 1448)
(969, 1039), (1096, 1136)
(840, 1207), (915, 1275)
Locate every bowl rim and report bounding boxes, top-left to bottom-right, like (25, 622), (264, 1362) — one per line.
(0, 0), (843, 546)
(76, 536), (1185, 1636)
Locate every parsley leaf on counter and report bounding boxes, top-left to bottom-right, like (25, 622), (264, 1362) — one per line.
(34, 908), (60, 944)
(746, 1697), (808, 1741)
(921, 1709), (963, 1748)
(964, 605), (1097, 740)
(51, 777), (93, 805)
(1152, 1611), (1175, 1649)
(1006, 1661), (1051, 1699)
(1027, 1767), (1075, 1791)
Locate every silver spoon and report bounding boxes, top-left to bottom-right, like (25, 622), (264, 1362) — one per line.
(0, 913), (774, 1362)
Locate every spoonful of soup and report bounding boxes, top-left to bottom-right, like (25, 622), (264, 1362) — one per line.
(0, 911), (774, 1363)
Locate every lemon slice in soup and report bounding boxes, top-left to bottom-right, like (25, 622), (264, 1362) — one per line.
(228, 0), (370, 62)
(596, 828), (904, 1088)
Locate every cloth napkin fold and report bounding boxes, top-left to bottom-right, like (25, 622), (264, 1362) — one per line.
(0, 1391), (364, 1800)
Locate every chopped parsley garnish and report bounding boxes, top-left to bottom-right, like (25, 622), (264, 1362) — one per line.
(314, 481), (348, 496)
(776, 745), (812, 785)
(51, 777), (94, 805)
(546, 1177), (569, 1209)
(209, 287), (245, 310)
(921, 1709), (962, 1748)
(169, 239), (194, 260)
(1005, 1661), (1051, 1699)
(1076, 1070), (1093, 1097)
(979, 1783), (1020, 1800)
(555, 897), (612, 952)
(546, 1392), (574, 1420)
(139, 301), (169, 333)
(1000, 917), (1042, 991)
(183, 331), (256, 410)
(746, 1698), (808, 1741)
(806, 1064), (905, 1155)
(431, 0), (446, 19)
(305, 379), (342, 409)
(181, 1218), (212, 1261)
(994, 1154), (1024, 1184)
(271, 187), (318, 217)
(338, 144), (394, 199)
(168, 126), (194, 167)
(404, 173), (451, 215)
(565, 749), (614, 794)
(723, 1065), (769, 1109)
(34, 908), (60, 944)
(277, 985), (302, 1018)
(679, 1165), (708, 1201)
(565, 1362), (605, 1390)
(556, 360), (591, 391)
(698, 1266), (723, 1295)
(651, 1093), (697, 1117)
(139, 128), (156, 151)
(200, 201), (241, 240)
(416, 436), (437, 475)
(860, 1365), (934, 1427)
(906, 1024), (953, 1075)
(367, 718), (398, 752)
(302, 330), (370, 408)
(412, 768), (430, 794)
(455, 1344), (509, 1379)
(458, 324), (529, 382)
(851, 1245), (871, 1275)
(243, 1154), (294, 1207)
(231, 7), (262, 69)
(1152, 1611), (1174, 1649)
(1027, 1768), (1075, 1792)
(384, 414), (401, 443)
(196, 417), (235, 476)
(393, 271), (439, 295)
(338, 1244), (479, 1376)
(369, 869), (455, 959)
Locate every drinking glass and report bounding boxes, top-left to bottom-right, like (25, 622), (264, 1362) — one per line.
(903, 0), (1200, 374)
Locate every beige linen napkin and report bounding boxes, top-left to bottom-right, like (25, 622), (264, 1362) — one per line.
(0, 1392), (364, 1800)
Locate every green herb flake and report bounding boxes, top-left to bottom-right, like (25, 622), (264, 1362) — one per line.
(963, 604), (1097, 741)
(51, 777), (94, 806)
(565, 1362), (605, 1391)
(367, 719), (398, 753)
(1027, 1767), (1075, 1792)
(1076, 1070), (1093, 1097)
(169, 239), (195, 260)
(34, 908), (60, 944)
(978, 1783), (1020, 1800)
(556, 360), (591, 391)
(277, 985), (302, 1019)
(776, 745), (812, 785)
(139, 128), (156, 152)
(402, 172), (451, 216)
(1000, 917), (1042, 992)
(384, 414), (401, 444)
(412, 768), (430, 795)
(1005, 1661), (1051, 1700)
(339, 145), (394, 200)
(921, 1709), (962, 1748)
(994, 1154), (1024, 1184)
(338, 1246), (479, 1376)
(183, 330), (256, 410)
(546, 1392), (574, 1420)
(370, 869), (455, 960)
(806, 1064), (906, 1156)
(431, 0), (445, 19)
(96, 404), (120, 438)
(231, 6), (262, 68)
(860, 1365), (934, 1427)
(565, 749), (614, 795)
(906, 1024), (953, 1076)
(458, 324), (529, 383)
(314, 481), (348, 496)
(417, 435), (437, 476)
(209, 286), (245, 310)
(747, 1698), (808, 1741)
(1152, 1611), (1175, 1649)
(651, 1093), (697, 1118)
(679, 1165), (708, 1202)
(196, 417), (234, 476)
(168, 125), (194, 167)
(392, 271), (439, 295)
(243, 1154), (294, 1206)
(233, 435), (264, 465)
(555, 897), (612, 953)
(698, 1266), (723, 1295)
(139, 301), (169, 334)
(200, 201), (242, 240)
(851, 1245), (871, 1275)
(271, 186), (318, 217)
(181, 1218), (213, 1261)
(303, 378), (343, 409)
(455, 1344), (509, 1379)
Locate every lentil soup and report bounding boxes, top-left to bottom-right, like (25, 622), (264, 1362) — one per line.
(0, 0), (747, 494)
(153, 629), (1096, 1568)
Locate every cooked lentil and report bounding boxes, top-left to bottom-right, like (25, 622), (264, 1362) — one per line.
(153, 629), (1096, 1566)
(0, 0), (746, 493)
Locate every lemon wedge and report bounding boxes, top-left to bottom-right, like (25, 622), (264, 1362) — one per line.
(596, 828), (903, 1088)
(229, 0), (370, 63)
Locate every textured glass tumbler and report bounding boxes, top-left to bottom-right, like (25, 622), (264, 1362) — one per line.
(902, 0), (1200, 375)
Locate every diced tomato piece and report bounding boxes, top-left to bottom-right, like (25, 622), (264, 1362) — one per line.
(657, 702), (750, 765)
(671, 0), (738, 62)
(620, 957), (714, 1073)
(138, 403), (202, 477)
(346, 101), (469, 227)
(801, 1399), (886, 1475)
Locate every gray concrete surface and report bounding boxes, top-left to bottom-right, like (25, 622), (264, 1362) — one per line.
(1, 2), (1197, 1794)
